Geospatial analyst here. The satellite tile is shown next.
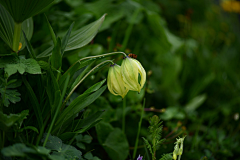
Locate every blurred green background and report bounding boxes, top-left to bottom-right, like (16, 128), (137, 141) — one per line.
(1, 0), (240, 159)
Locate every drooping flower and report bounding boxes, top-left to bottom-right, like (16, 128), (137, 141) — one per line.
(120, 56), (146, 93)
(137, 155), (143, 160)
(107, 63), (129, 98)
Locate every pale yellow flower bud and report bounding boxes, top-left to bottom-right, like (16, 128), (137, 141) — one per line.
(107, 64), (129, 98)
(120, 56), (146, 93)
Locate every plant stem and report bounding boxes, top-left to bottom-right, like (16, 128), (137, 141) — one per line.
(12, 22), (22, 52)
(61, 60), (114, 108)
(121, 8), (141, 51)
(178, 155), (182, 160)
(122, 97), (126, 133)
(133, 99), (145, 159)
(78, 51), (127, 62)
(43, 74), (70, 147)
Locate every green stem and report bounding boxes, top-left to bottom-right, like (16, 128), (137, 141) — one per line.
(178, 155), (182, 160)
(12, 22), (22, 52)
(61, 60), (114, 108)
(133, 99), (145, 159)
(121, 8), (142, 51)
(122, 97), (126, 133)
(43, 74), (70, 147)
(78, 51), (127, 62)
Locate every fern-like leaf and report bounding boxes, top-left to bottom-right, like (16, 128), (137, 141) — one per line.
(142, 137), (153, 155)
(159, 153), (172, 160)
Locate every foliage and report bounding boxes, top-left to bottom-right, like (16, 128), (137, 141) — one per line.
(1, 0), (240, 160)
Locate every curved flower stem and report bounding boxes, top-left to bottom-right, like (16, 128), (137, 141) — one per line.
(62, 60), (114, 108)
(122, 97), (126, 134)
(78, 51), (127, 62)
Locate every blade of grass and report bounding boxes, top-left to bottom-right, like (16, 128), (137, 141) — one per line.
(43, 74), (70, 147)
(61, 22), (75, 55)
(22, 76), (43, 129)
(44, 14), (57, 46)
(133, 98), (145, 159)
(22, 31), (36, 59)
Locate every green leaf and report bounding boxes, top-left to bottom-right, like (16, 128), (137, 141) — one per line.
(51, 38), (62, 70)
(160, 107), (185, 121)
(59, 58), (95, 91)
(4, 56), (41, 77)
(0, 87), (21, 107)
(37, 14), (106, 58)
(1, 143), (26, 157)
(22, 76), (43, 129)
(103, 128), (129, 160)
(1, 143), (51, 158)
(0, 110), (28, 131)
(95, 122), (114, 144)
(41, 134), (63, 152)
(52, 144), (82, 160)
(54, 84), (107, 131)
(184, 94), (207, 113)
(61, 22), (75, 55)
(23, 31), (36, 59)
(70, 110), (105, 132)
(0, 0), (54, 23)
(84, 152), (101, 160)
(44, 14), (57, 46)
(18, 126), (39, 134)
(59, 118), (102, 141)
(76, 134), (92, 144)
(0, 4), (33, 50)
(0, 77), (22, 107)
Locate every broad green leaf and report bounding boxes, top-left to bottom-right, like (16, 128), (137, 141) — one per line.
(1, 143), (51, 158)
(37, 14), (106, 58)
(76, 134), (92, 146)
(0, 0), (54, 23)
(96, 123), (129, 160)
(1, 143), (26, 157)
(84, 152), (101, 160)
(41, 134), (62, 152)
(0, 88), (21, 107)
(0, 110), (28, 131)
(185, 94), (207, 113)
(0, 77), (22, 107)
(95, 122), (114, 144)
(104, 128), (129, 160)
(0, 4), (33, 50)
(52, 144), (82, 160)
(3, 56), (41, 77)
(160, 107), (185, 121)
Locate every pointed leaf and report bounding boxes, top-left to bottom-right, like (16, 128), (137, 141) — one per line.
(61, 22), (75, 55)
(51, 38), (62, 70)
(0, 0), (54, 23)
(37, 14), (106, 58)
